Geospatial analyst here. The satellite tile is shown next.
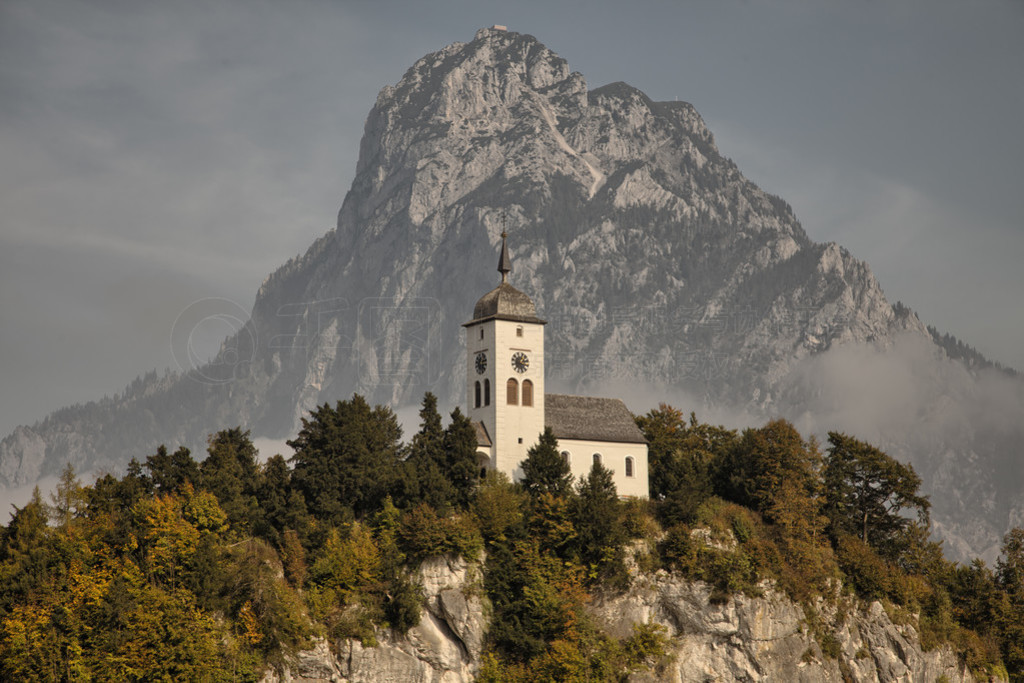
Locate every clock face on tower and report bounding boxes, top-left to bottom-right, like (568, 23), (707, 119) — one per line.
(475, 352), (487, 375)
(511, 352), (530, 374)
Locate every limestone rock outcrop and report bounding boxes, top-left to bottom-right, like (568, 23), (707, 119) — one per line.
(262, 555), (487, 683)
(263, 553), (979, 683)
(595, 574), (974, 683)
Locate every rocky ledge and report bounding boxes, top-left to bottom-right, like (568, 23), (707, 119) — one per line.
(261, 555), (487, 683)
(263, 553), (982, 683)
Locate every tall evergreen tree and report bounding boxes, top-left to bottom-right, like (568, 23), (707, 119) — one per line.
(146, 445), (200, 495)
(0, 488), (52, 608)
(520, 427), (573, 499)
(571, 461), (625, 578)
(636, 406), (735, 524)
(443, 407), (481, 508)
(200, 427), (261, 536)
(405, 392), (453, 510)
(996, 528), (1024, 677)
(254, 454), (309, 546)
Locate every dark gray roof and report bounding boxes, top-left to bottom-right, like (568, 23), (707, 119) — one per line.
(474, 421), (492, 448)
(545, 394), (647, 444)
(464, 282), (546, 326)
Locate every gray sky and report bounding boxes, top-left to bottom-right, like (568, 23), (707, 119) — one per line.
(2, 0), (1022, 440)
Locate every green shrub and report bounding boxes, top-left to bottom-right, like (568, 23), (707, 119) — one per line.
(623, 622), (669, 671)
(620, 498), (661, 541)
(835, 534), (891, 601)
(819, 631), (841, 659)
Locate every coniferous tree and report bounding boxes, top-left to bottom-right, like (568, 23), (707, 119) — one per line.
(50, 462), (86, 528)
(636, 406), (735, 524)
(520, 427), (573, 499)
(256, 454), (309, 545)
(0, 488), (52, 608)
(405, 392), (454, 510)
(822, 432), (930, 561)
(289, 394), (403, 523)
(121, 457), (153, 502)
(571, 461), (625, 579)
(996, 527), (1024, 675)
(443, 407), (482, 508)
(146, 445), (200, 495)
(201, 427), (260, 536)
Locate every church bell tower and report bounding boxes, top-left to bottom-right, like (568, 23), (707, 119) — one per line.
(463, 232), (546, 480)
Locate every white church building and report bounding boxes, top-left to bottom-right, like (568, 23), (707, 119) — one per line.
(464, 233), (649, 498)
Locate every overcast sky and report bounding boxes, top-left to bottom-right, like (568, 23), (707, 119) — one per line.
(1, 0), (1022, 440)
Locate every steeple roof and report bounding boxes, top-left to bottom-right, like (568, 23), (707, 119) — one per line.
(464, 231), (545, 326)
(498, 231), (511, 283)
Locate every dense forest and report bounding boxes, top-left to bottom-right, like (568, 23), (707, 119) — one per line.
(1, 393), (1022, 681)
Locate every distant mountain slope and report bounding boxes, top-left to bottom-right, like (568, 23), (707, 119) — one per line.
(2, 27), (1022, 562)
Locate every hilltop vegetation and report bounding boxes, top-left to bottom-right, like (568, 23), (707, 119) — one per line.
(1, 395), (1022, 681)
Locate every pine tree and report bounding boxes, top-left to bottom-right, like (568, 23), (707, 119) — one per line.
(255, 454), (308, 545)
(636, 406), (734, 524)
(822, 432), (930, 561)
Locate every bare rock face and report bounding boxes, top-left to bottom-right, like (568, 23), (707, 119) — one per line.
(264, 553), (980, 683)
(263, 555), (486, 683)
(593, 574), (975, 683)
(2, 26), (1023, 563)
(0, 426), (47, 486)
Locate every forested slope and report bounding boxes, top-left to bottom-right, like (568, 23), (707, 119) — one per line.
(1, 394), (1021, 681)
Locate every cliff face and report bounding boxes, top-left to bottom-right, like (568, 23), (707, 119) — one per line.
(263, 556), (487, 683)
(263, 554), (976, 683)
(2, 26), (1023, 563)
(595, 575), (973, 683)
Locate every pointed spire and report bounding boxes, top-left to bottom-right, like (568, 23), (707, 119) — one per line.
(498, 231), (511, 283)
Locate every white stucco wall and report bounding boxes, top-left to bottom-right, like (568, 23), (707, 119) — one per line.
(555, 437), (649, 499)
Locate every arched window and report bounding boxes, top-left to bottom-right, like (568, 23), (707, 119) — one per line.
(625, 456), (634, 478)
(474, 381), (481, 408)
(561, 450), (571, 465)
(593, 453), (602, 466)
(484, 379), (491, 406)
(507, 378), (518, 405)
(516, 326), (524, 338)
(522, 379), (533, 407)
